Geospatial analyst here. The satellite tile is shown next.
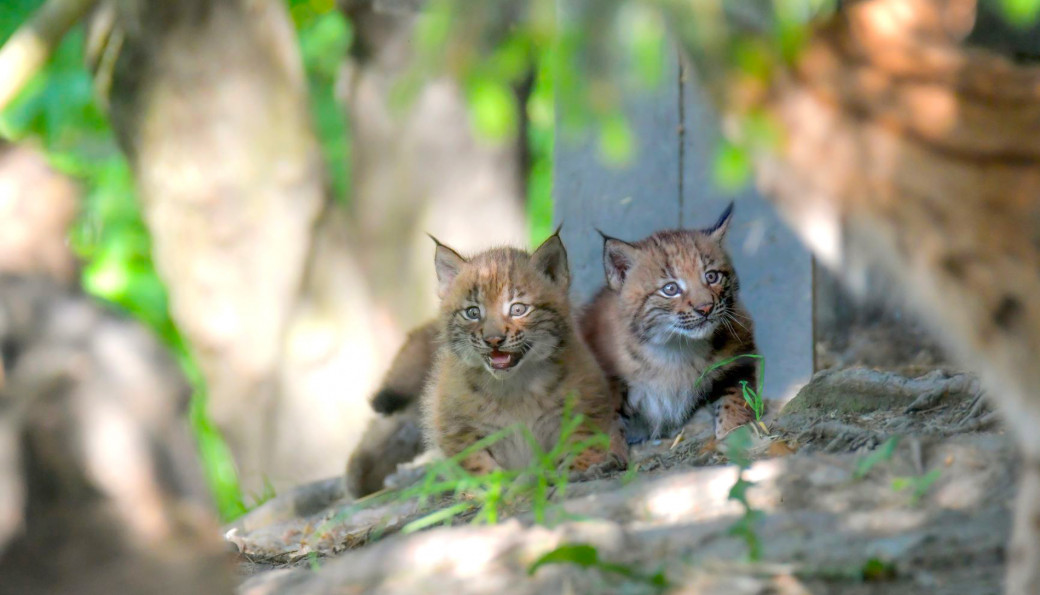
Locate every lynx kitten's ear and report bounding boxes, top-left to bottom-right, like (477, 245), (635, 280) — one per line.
(531, 229), (570, 288)
(430, 236), (467, 298)
(601, 232), (639, 291)
(705, 201), (735, 241)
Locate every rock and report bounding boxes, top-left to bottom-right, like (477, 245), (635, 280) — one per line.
(778, 368), (978, 417)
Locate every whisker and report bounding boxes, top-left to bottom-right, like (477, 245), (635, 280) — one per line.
(721, 318), (737, 338)
(726, 312), (751, 333)
(730, 310), (753, 324)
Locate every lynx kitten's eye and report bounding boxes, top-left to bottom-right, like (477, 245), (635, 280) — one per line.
(704, 270), (722, 285)
(462, 306), (481, 320)
(660, 282), (681, 297)
(509, 303), (530, 317)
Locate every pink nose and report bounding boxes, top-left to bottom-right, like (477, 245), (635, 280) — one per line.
(484, 334), (505, 347)
(693, 302), (714, 317)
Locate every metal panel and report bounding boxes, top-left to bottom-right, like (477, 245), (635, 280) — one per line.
(552, 40), (813, 406)
(553, 51), (682, 304)
(679, 61), (813, 403)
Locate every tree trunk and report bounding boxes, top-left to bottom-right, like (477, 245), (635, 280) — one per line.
(688, 0), (1040, 590)
(104, 0), (527, 492)
(105, 0), (383, 491)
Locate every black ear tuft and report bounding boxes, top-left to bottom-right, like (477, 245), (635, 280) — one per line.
(705, 201), (734, 240)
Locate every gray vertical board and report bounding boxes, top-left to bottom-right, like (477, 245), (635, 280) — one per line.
(553, 51), (682, 304)
(680, 61), (813, 404)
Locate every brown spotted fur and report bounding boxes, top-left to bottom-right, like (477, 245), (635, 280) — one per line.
(423, 233), (627, 474)
(581, 204), (758, 443)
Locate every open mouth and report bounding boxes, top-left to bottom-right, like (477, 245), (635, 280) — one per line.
(487, 349), (522, 370)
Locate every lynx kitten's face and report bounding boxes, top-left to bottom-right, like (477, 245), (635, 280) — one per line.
(433, 236), (571, 377)
(604, 205), (740, 343)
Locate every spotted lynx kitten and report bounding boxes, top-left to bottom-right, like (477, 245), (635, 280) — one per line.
(581, 203), (758, 443)
(423, 232), (627, 474)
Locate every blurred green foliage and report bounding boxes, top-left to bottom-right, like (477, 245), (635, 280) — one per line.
(291, 0), (353, 204)
(999, 0), (1040, 26)
(526, 31), (555, 245)
(0, 0), (356, 521)
(0, 0), (247, 520)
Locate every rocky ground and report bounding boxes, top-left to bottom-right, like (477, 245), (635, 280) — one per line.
(224, 367), (1014, 595)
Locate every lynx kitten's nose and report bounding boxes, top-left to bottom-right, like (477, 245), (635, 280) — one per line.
(693, 302), (714, 317)
(484, 334), (505, 347)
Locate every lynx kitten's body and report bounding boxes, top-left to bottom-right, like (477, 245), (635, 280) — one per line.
(581, 204), (758, 443)
(423, 233), (627, 474)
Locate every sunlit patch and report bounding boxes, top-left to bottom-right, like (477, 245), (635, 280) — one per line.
(933, 473), (985, 509)
(406, 530), (502, 577)
(861, 0), (913, 38)
(743, 458), (783, 486)
(841, 509), (926, 534)
(796, 203), (842, 269)
(641, 468), (741, 523)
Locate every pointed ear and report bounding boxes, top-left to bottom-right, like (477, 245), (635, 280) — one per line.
(602, 233), (638, 291)
(705, 201), (734, 241)
(430, 236), (467, 298)
(531, 229), (569, 288)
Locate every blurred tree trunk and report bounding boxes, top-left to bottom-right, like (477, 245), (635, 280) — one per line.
(338, 1), (527, 342)
(102, 0), (526, 492)
(105, 0), (383, 492)
(0, 142), (79, 284)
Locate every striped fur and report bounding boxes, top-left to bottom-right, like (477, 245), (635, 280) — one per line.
(424, 233), (627, 474)
(581, 204), (759, 443)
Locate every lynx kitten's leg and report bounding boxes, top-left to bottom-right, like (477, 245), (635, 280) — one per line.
(569, 426), (629, 473)
(459, 450), (499, 475)
(713, 389), (754, 440)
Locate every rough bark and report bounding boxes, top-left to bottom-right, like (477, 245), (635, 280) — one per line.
(0, 142), (79, 284)
(102, 0), (527, 491)
(687, 0), (1040, 591)
(0, 276), (233, 594)
(104, 0), (382, 491)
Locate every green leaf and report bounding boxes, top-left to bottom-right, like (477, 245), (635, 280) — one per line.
(529, 544), (601, 575)
(466, 77), (517, 141)
(723, 425), (754, 469)
(713, 141), (752, 192)
(727, 477), (754, 502)
(401, 502), (474, 534)
(598, 113), (633, 165)
(629, 8), (666, 88)
(999, 0), (1040, 27)
(861, 557), (897, 581)
(854, 436), (901, 479)
(892, 469), (942, 505)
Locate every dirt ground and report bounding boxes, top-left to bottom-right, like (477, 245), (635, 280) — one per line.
(226, 366), (1014, 595)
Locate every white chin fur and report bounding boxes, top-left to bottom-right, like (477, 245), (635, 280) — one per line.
(665, 323), (714, 342)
